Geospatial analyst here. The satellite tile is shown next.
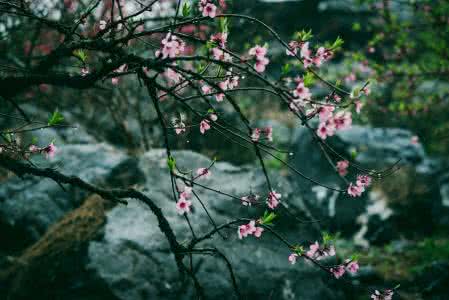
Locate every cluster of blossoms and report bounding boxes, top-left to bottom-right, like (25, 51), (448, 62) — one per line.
(289, 241), (359, 279)
(287, 41), (333, 68)
(199, 113), (217, 134)
(198, 0), (218, 18)
(237, 220), (264, 239)
(176, 186), (193, 215)
(306, 241), (336, 260)
(202, 70), (239, 102)
(329, 259), (360, 279)
(29, 142), (57, 159)
(316, 106), (352, 140)
(155, 33), (185, 59)
(211, 47), (232, 63)
(347, 174), (372, 197)
(209, 31), (232, 63)
(175, 167), (213, 215)
(248, 45), (270, 73)
(239, 191), (282, 209)
(371, 289), (394, 300)
(288, 241), (336, 265)
(251, 126), (273, 142)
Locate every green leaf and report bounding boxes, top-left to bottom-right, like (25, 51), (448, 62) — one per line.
(260, 210), (277, 225)
(182, 2), (191, 17)
(330, 36), (344, 51)
(167, 155), (176, 172)
(219, 17), (229, 33)
(281, 63), (291, 75)
(352, 22), (361, 32)
(48, 110), (64, 126)
(73, 49), (87, 62)
(303, 72), (315, 87)
(292, 245), (305, 255)
(294, 29), (313, 41)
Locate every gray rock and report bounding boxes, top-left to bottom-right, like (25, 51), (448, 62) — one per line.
(86, 149), (339, 299)
(1, 149), (341, 299)
(288, 125), (435, 240)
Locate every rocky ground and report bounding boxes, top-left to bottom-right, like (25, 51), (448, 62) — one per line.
(1, 116), (449, 299)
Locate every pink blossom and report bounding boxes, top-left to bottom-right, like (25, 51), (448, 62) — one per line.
(314, 47), (333, 67)
(201, 85), (212, 95)
(371, 289), (394, 300)
(362, 86), (371, 96)
(319, 105), (335, 122)
(330, 265), (346, 279)
(211, 47), (232, 62)
(306, 241), (336, 260)
(201, 3), (217, 18)
(293, 80), (312, 100)
(267, 190), (281, 209)
(210, 32), (228, 48)
(333, 111), (352, 130)
(411, 135), (419, 144)
(175, 123), (186, 135)
(317, 121), (336, 140)
(251, 128), (261, 142)
(196, 167), (211, 179)
(306, 241), (320, 258)
(253, 226), (264, 238)
(218, 80), (228, 91)
(43, 143), (57, 159)
(111, 77), (119, 85)
(347, 182), (364, 197)
(336, 160), (349, 176)
(346, 260), (359, 274)
(176, 198), (192, 215)
(286, 41), (300, 56)
(356, 175), (372, 188)
(227, 74), (239, 89)
(288, 253), (299, 265)
(156, 33), (185, 59)
(249, 45), (269, 73)
(238, 220), (264, 239)
(254, 56), (269, 73)
(333, 94), (342, 103)
(249, 45), (267, 59)
(264, 127), (273, 142)
(179, 186), (193, 201)
(29, 145), (39, 153)
(238, 224), (249, 239)
(300, 42), (311, 59)
(200, 119), (211, 134)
